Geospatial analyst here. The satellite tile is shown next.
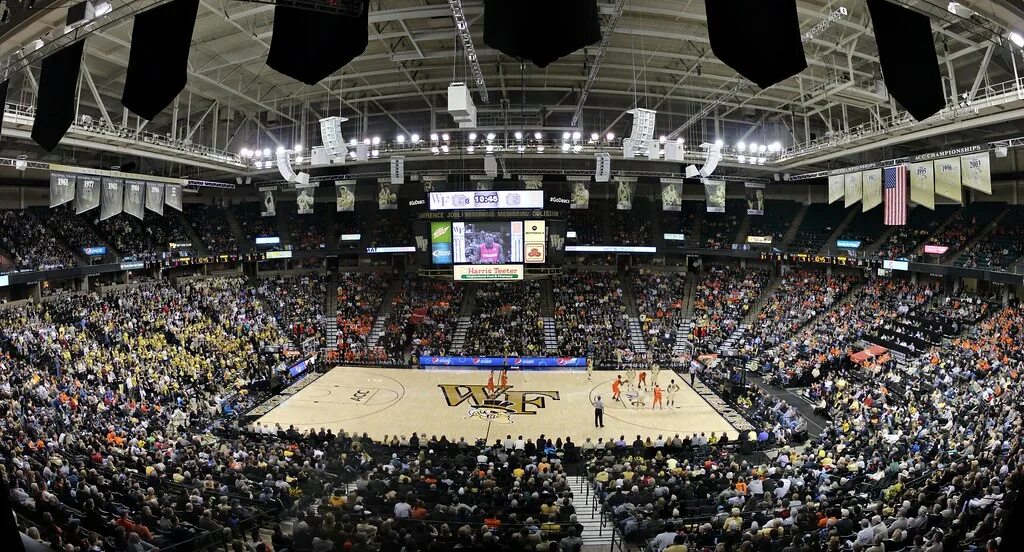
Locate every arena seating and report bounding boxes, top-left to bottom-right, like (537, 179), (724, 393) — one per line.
(0, 209), (80, 270)
(233, 203), (278, 249)
(336, 272), (391, 363)
(691, 265), (769, 351)
(257, 273), (327, 345)
(460, 281), (546, 356)
(94, 215), (154, 260)
(380, 275), (464, 360)
(835, 208), (886, 250)
(660, 202), (702, 243)
(31, 205), (112, 261)
(873, 204), (959, 260)
(923, 202), (1005, 259)
(552, 270), (631, 361)
(746, 200), (801, 242)
(956, 205), (1024, 270)
(610, 198), (652, 245)
(701, 200), (746, 249)
(568, 211), (602, 245)
(185, 204), (240, 254)
(631, 270), (686, 362)
(142, 211), (193, 253)
(787, 202), (846, 253)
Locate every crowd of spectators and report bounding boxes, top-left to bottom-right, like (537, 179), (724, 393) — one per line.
(957, 205), (1024, 271)
(95, 216), (154, 260)
(872, 205), (958, 261)
(142, 212), (192, 254)
(336, 272), (391, 363)
(632, 270), (687, 363)
(460, 282), (546, 357)
(379, 276), (463, 361)
(233, 204), (278, 250)
(185, 205), (239, 254)
(291, 212), (331, 251)
(701, 201), (746, 250)
(691, 266), (769, 351)
(364, 213), (412, 249)
(568, 211), (602, 245)
(31, 206), (113, 262)
(747, 200), (801, 243)
(611, 200), (652, 245)
(921, 203), (1005, 261)
(0, 209), (79, 271)
(257, 273), (327, 346)
(788, 203), (846, 253)
(552, 270), (631, 362)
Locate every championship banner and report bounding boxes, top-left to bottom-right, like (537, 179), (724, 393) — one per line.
(862, 169), (883, 212)
(145, 182), (164, 215)
(844, 172), (863, 208)
(660, 179), (683, 211)
(297, 187), (315, 214)
(123, 180), (146, 220)
(615, 180), (635, 210)
(335, 180), (355, 212)
(524, 220), (546, 264)
(99, 178), (124, 220)
(745, 182), (765, 215)
(165, 184), (183, 212)
(390, 156), (405, 184)
(960, 152), (992, 194)
(909, 161), (935, 210)
(75, 175), (100, 214)
(50, 172), (75, 208)
(704, 180), (725, 213)
(378, 182), (398, 210)
(933, 157), (962, 202)
(259, 186), (277, 217)
(828, 174), (844, 204)
(569, 181), (591, 209)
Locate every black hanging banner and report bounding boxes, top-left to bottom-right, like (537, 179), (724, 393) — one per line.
(49, 172), (76, 208)
(100, 178), (125, 220)
(122, 0), (201, 120)
(484, 0), (600, 68)
(32, 41), (85, 151)
(123, 180), (146, 220)
(266, 0), (369, 85)
(75, 175), (101, 214)
(866, 0), (945, 121)
(704, 0), (807, 89)
(145, 182), (165, 215)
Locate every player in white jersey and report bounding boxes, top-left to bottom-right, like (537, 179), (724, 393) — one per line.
(650, 363), (661, 388)
(666, 379), (681, 408)
(586, 358), (594, 381)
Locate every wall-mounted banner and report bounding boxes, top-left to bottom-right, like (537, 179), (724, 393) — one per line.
(520, 176), (543, 189)
(909, 161), (935, 210)
(165, 184), (183, 212)
(862, 169), (883, 212)
(960, 152), (991, 194)
(524, 220), (546, 264)
(570, 181), (591, 209)
(908, 143), (984, 162)
(75, 175), (100, 214)
(296, 187), (315, 214)
(259, 185), (277, 217)
(745, 182), (765, 215)
(145, 182), (164, 215)
(430, 221), (453, 265)
(615, 179), (635, 210)
(100, 178), (125, 221)
(335, 181), (355, 212)
(844, 172), (863, 208)
(418, 356), (586, 368)
(378, 182), (399, 210)
(704, 179), (725, 213)
(747, 235), (772, 244)
(123, 180), (146, 220)
(390, 156), (405, 184)
(50, 172), (76, 208)
(933, 157), (962, 202)
(660, 179), (683, 211)
(828, 174), (844, 204)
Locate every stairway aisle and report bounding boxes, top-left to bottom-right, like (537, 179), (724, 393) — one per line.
(540, 279), (559, 355)
(780, 203), (810, 249)
(366, 274), (405, 349)
(566, 476), (614, 549)
(450, 283), (479, 352)
(817, 208), (860, 255)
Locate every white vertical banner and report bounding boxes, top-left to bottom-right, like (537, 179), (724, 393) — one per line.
(910, 161), (935, 210)
(960, 152), (992, 195)
(828, 174), (844, 204)
(862, 169), (883, 212)
(844, 172), (863, 208)
(390, 156), (405, 184)
(595, 153), (611, 183)
(933, 158), (962, 202)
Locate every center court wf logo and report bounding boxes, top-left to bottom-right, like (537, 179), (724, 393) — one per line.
(438, 384), (560, 424)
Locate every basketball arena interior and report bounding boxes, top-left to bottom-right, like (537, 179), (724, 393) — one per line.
(1, 1), (1024, 551)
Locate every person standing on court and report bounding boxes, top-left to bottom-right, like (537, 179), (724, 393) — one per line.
(594, 396), (604, 428)
(689, 360), (699, 387)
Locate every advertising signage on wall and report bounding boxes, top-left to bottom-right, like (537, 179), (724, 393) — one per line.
(429, 190), (544, 210)
(453, 264), (524, 281)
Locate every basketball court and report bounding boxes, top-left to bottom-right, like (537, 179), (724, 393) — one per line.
(255, 366), (737, 443)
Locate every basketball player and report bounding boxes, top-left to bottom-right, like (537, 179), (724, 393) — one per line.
(475, 234), (504, 264)
(499, 367), (509, 391)
(637, 370), (648, 391)
(611, 376), (622, 402)
(650, 362), (661, 387)
(666, 379), (680, 408)
(624, 365), (636, 389)
(487, 371), (496, 395)
(652, 384), (663, 410)
(586, 357), (594, 381)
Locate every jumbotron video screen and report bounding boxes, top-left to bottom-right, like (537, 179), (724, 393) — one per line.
(453, 221), (523, 264)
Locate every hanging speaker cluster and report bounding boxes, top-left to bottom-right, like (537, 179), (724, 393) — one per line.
(266, 0), (370, 85)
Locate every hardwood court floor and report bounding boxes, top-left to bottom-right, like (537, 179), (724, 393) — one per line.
(256, 366), (737, 443)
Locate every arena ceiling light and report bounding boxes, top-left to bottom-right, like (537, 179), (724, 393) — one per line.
(737, 142), (746, 152)
(534, 132), (542, 140)
(1010, 32), (1024, 48)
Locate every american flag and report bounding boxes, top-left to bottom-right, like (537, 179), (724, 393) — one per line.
(883, 165), (907, 225)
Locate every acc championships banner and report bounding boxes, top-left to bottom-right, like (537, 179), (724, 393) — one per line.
(419, 356), (587, 369)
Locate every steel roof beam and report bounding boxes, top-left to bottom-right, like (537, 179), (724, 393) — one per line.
(570, 0), (626, 126)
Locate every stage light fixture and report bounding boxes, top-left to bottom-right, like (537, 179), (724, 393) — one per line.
(1010, 32), (1024, 48)
(487, 133), (496, 141)
(467, 145), (475, 153)
(486, 145), (494, 152)
(737, 142), (746, 151)
(758, 144), (767, 153)
(441, 145), (450, 153)
(562, 132), (571, 140)
(514, 131), (523, 140)
(573, 144), (582, 153)
(396, 135), (405, 144)
(255, 160), (263, 169)
(441, 133), (450, 141)
(430, 133), (439, 141)
(363, 138), (371, 146)
(606, 132), (615, 141)
(431, 146), (440, 154)
(469, 132), (478, 141)
(371, 149), (380, 158)
(263, 148), (271, 156)
(659, 135), (667, 143)
(371, 136), (380, 145)
(572, 131), (582, 141)
(536, 145), (545, 153)
(590, 132), (599, 141)
(240, 148), (250, 157)
(295, 156), (304, 163)
(676, 138), (684, 144)
(714, 139), (724, 148)
(349, 138), (358, 146)
(534, 132), (542, 140)
(350, 151), (357, 159)
(411, 134), (420, 143)
(561, 143), (571, 152)
(276, 146), (286, 154)
(738, 155), (746, 163)
(517, 145), (525, 153)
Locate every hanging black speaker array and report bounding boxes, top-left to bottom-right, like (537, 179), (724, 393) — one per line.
(266, 0), (370, 85)
(31, 41), (85, 152)
(866, 0), (945, 121)
(484, 0), (601, 68)
(121, 0), (200, 121)
(704, 0), (807, 89)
